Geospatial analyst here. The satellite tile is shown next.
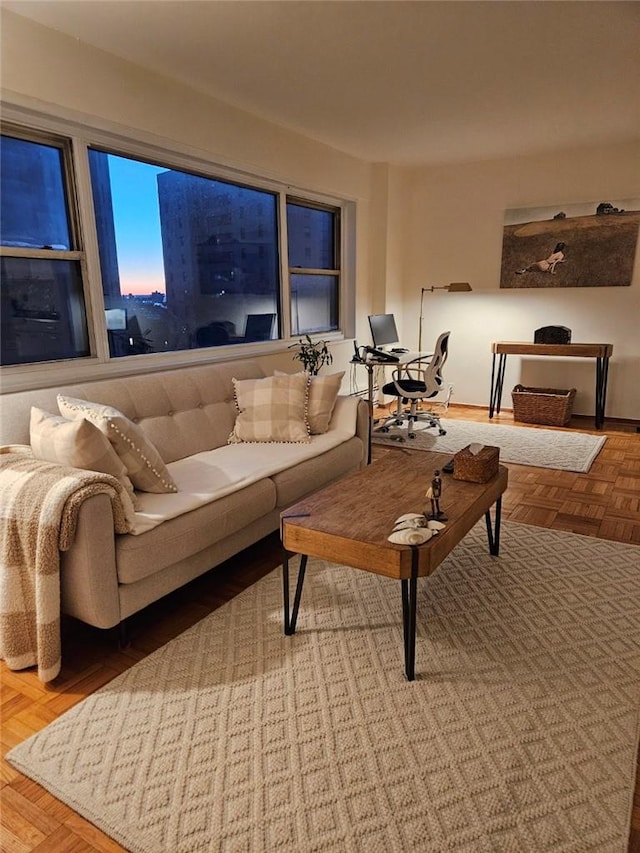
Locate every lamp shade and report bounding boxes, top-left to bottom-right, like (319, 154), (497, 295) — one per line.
(446, 282), (472, 292)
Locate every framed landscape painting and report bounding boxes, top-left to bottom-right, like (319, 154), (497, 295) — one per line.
(500, 198), (640, 288)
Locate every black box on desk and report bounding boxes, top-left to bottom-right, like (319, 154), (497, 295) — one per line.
(453, 444), (500, 483)
(534, 326), (571, 344)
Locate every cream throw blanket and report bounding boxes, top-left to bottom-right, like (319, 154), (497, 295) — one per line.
(0, 446), (132, 682)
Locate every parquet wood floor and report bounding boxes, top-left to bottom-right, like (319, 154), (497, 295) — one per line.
(2, 405), (639, 852)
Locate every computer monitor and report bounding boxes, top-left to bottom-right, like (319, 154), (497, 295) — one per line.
(105, 308), (127, 331)
(368, 313), (399, 349)
(244, 313), (276, 341)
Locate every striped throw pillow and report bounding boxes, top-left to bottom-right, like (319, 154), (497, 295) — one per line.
(57, 395), (177, 494)
(30, 407), (137, 517)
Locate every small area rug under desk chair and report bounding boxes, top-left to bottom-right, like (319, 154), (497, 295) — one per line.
(375, 330), (452, 439)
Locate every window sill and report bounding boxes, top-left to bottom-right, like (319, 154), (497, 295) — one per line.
(0, 334), (346, 394)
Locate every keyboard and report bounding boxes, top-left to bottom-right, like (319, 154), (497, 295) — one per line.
(366, 348), (399, 362)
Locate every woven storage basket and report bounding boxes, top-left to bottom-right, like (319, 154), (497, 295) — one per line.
(453, 444), (500, 483)
(511, 385), (576, 427)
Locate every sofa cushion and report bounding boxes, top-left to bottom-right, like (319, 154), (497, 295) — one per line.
(228, 373), (310, 444)
(131, 396), (361, 535)
(29, 407), (138, 517)
(270, 437), (364, 507)
(275, 370), (344, 434)
(58, 395), (177, 494)
(116, 479), (276, 584)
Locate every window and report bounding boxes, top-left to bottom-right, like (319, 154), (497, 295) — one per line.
(0, 129), (90, 365)
(0, 114), (349, 377)
(287, 200), (340, 336)
(89, 150), (280, 356)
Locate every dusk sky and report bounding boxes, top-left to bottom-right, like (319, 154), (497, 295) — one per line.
(108, 155), (166, 295)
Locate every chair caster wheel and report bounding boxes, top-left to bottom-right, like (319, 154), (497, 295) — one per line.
(439, 429), (446, 436)
(394, 420), (403, 426)
(380, 427), (389, 433)
(408, 432), (416, 439)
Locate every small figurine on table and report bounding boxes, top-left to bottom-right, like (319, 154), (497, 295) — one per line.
(425, 470), (447, 521)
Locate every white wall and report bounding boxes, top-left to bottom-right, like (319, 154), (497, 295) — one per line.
(0, 13), (373, 200)
(397, 144), (640, 420)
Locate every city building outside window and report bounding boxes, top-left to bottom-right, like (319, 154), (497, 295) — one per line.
(89, 149), (281, 355)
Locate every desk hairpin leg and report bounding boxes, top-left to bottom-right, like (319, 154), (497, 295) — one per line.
(595, 356), (610, 430)
(489, 353), (507, 419)
(366, 363), (375, 464)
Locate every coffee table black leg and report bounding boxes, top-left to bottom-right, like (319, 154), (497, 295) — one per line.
(282, 552), (308, 635)
(485, 497), (502, 556)
(400, 547), (420, 681)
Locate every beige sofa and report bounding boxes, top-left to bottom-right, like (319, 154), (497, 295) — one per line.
(0, 359), (369, 634)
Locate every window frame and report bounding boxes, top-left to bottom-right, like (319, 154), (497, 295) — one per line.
(0, 124), (101, 368)
(0, 102), (355, 393)
(286, 196), (341, 337)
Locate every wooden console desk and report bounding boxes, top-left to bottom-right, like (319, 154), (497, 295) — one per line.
(489, 341), (613, 430)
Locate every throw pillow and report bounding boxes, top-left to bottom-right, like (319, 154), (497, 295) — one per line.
(29, 407), (138, 514)
(57, 395), (177, 494)
(274, 370), (344, 434)
(228, 373), (311, 444)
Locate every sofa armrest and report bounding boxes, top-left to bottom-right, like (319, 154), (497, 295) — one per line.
(60, 493), (121, 629)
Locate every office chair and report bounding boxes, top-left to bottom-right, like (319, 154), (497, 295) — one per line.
(374, 331), (452, 439)
(195, 322), (231, 347)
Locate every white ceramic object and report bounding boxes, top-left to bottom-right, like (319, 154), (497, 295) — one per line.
(393, 512), (427, 530)
(427, 520), (446, 531)
(387, 528), (433, 545)
(395, 512), (425, 523)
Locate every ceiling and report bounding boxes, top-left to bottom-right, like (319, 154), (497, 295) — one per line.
(3, 1), (640, 166)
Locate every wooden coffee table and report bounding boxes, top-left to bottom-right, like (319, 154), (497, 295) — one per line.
(280, 450), (508, 680)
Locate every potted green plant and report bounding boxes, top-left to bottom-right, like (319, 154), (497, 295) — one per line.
(288, 335), (333, 375)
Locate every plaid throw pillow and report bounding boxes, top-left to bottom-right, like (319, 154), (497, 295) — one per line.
(275, 370), (344, 434)
(57, 395), (177, 494)
(228, 373), (311, 444)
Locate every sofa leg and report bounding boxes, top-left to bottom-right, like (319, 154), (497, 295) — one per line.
(118, 619), (130, 649)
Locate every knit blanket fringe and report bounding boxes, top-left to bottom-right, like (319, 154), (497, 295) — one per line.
(0, 446), (132, 682)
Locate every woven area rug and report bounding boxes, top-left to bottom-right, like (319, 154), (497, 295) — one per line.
(371, 418), (607, 473)
(7, 523), (640, 853)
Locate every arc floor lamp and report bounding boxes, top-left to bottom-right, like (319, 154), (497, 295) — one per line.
(418, 282), (472, 352)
